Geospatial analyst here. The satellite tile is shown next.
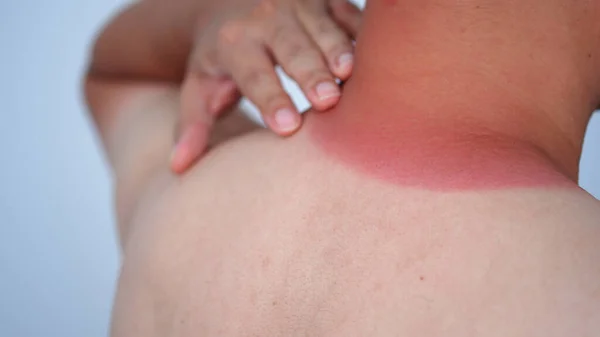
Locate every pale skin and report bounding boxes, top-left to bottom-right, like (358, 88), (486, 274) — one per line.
(88, 0), (362, 174)
(86, 0), (600, 336)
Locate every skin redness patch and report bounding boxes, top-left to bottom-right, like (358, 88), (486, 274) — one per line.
(308, 105), (573, 191)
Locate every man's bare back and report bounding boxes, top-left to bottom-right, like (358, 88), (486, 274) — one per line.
(86, 0), (600, 335)
(104, 91), (600, 336)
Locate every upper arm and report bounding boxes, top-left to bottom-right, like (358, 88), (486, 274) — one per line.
(85, 76), (179, 234)
(85, 78), (177, 171)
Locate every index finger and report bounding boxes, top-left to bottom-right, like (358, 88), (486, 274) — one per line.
(172, 75), (237, 174)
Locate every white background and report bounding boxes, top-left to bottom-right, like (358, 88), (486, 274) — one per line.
(0, 1), (598, 336)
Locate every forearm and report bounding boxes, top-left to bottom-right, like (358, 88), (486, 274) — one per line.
(87, 0), (223, 83)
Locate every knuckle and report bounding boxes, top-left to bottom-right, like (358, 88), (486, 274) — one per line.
(217, 20), (247, 45)
(254, 0), (278, 16)
(239, 69), (272, 89)
(270, 25), (292, 48)
(286, 51), (324, 76)
(315, 20), (349, 46)
(200, 52), (225, 76)
(280, 41), (306, 61)
(313, 27), (351, 56)
(314, 17), (337, 35)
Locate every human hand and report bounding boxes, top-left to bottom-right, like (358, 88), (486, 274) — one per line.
(170, 0), (362, 174)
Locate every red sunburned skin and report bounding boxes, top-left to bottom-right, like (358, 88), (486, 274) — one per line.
(308, 104), (574, 191)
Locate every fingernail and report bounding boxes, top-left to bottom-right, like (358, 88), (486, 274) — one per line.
(337, 53), (354, 69)
(315, 81), (340, 101)
(274, 108), (300, 133)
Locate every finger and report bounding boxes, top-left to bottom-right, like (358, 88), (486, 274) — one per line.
(208, 79), (241, 116)
(218, 39), (302, 135)
(186, 32), (242, 117)
(296, 3), (356, 80)
(170, 120), (210, 174)
(267, 21), (341, 111)
(187, 25), (228, 78)
(328, 0), (363, 37)
(172, 74), (229, 174)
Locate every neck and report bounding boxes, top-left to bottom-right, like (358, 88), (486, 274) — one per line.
(332, 0), (600, 184)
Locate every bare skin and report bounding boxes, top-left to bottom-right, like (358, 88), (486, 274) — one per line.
(107, 118), (600, 337)
(86, 0), (600, 336)
(88, 0), (362, 174)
